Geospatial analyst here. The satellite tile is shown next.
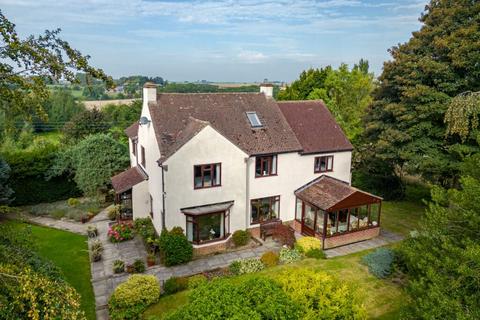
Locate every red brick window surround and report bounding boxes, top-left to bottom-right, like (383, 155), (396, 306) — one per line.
(314, 155), (333, 173)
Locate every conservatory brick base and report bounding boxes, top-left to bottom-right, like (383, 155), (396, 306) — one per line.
(323, 227), (380, 249)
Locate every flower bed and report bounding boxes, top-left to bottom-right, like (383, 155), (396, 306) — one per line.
(108, 222), (134, 243)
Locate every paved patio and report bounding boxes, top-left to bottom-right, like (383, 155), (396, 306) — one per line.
(324, 229), (404, 258)
(90, 213), (282, 320)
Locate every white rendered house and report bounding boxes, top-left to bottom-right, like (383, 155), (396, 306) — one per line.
(111, 83), (382, 253)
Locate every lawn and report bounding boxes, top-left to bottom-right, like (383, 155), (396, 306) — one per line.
(8, 221), (96, 320)
(143, 198), (427, 320)
(143, 250), (408, 320)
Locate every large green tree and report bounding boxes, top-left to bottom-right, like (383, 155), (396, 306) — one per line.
(49, 134), (129, 195)
(0, 10), (113, 135)
(362, 1), (480, 193)
(278, 60), (374, 141)
(0, 157), (13, 205)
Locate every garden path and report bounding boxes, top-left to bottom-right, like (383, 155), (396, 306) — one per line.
(324, 229), (404, 258)
(9, 211), (88, 235)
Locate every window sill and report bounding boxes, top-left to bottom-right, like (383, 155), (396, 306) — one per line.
(191, 233), (230, 246)
(314, 170), (333, 174)
(193, 184), (222, 190)
(254, 174), (278, 178)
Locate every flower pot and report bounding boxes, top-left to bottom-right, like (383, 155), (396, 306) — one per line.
(92, 254), (102, 262)
(147, 259), (155, 267)
(87, 230), (98, 238)
(81, 216), (88, 224)
(126, 265), (135, 273)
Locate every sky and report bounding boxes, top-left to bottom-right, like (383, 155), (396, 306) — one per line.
(0, 0), (427, 82)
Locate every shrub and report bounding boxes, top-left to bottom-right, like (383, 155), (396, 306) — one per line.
(164, 276), (300, 320)
(51, 209), (66, 219)
(90, 239), (103, 262)
(108, 222), (134, 243)
(67, 197), (80, 207)
(361, 248), (395, 278)
(271, 268), (367, 319)
(279, 247), (301, 264)
(108, 274), (160, 320)
(188, 274), (207, 289)
(108, 205), (120, 221)
(296, 236), (321, 253)
(164, 276), (189, 295)
(272, 224), (296, 248)
(305, 248), (326, 259)
(158, 228), (193, 266)
(134, 218), (156, 239)
(133, 259), (145, 273)
(113, 260), (125, 274)
(169, 226), (184, 236)
(232, 230), (250, 247)
(229, 258), (265, 275)
(260, 251), (279, 267)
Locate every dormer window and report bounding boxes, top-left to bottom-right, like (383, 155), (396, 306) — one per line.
(246, 111), (262, 128)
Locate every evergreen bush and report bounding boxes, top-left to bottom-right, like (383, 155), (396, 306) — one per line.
(361, 248), (395, 279)
(232, 230), (250, 247)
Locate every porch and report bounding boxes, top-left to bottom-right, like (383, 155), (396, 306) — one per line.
(111, 166), (148, 220)
(293, 175), (383, 249)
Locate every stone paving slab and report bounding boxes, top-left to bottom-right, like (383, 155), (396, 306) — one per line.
(324, 230), (404, 258)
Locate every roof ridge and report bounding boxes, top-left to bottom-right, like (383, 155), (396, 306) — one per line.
(276, 99), (324, 103)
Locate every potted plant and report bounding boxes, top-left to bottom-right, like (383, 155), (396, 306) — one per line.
(126, 264), (135, 273)
(87, 225), (98, 238)
(113, 260), (125, 274)
(90, 239), (103, 262)
(147, 253), (156, 267)
(81, 215), (88, 224)
(108, 205), (120, 221)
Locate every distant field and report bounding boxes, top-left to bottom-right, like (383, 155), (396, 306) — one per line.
(211, 82), (256, 88)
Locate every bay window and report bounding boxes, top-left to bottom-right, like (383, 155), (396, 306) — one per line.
(194, 163), (221, 189)
(251, 196), (280, 224)
(186, 211), (229, 244)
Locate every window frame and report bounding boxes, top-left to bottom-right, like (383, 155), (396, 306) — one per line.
(255, 154), (278, 178)
(149, 194), (153, 219)
(250, 195), (281, 225)
(140, 145), (146, 168)
(314, 155), (334, 173)
(185, 210), (230, 245)
(193, 163), (222, 189)
(131, 138), (137, 156)
(246, 111), (263, 128)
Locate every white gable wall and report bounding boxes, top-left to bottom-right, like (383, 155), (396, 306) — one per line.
(163, 125), (249, 232)
(135, 101), (163, 232)
(248, 150), (352, 227)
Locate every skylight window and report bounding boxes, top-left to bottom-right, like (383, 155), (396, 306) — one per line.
(246, 111), (262, 128)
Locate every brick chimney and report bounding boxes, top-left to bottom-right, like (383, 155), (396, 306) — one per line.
(259, 83), (273, 98)
(143, 82), (157, 104)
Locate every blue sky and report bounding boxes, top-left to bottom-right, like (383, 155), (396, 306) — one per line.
(1, 0), (427, 82)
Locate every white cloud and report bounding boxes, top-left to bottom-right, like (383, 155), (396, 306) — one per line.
(237, 50), (268, 63)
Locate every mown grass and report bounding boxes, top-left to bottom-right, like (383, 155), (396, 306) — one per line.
(143, 198), (426, 320)
(143, 250), (408, 320)
(7, 221), (96, 320)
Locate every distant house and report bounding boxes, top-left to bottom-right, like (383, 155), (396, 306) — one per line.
(111, 82), (382, 254)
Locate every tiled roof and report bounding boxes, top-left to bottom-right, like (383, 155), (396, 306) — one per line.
(149, 93), (302, 161)
(295, 175), (381, 211)
(277, 100), (353, 153)
(111, 166), (147, 194)
(125, 122), (139, 139)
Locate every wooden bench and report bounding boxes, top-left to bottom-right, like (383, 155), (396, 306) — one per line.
(260, 219), (282, 241)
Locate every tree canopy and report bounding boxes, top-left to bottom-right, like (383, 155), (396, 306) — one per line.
(361, 0), (480, 192)
(0, 10), (113, 135)
(49, 134), (129, 196)
(0, 157), (13, 205)
(278, 60), (374, 141)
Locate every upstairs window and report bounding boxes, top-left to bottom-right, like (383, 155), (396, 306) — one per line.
(255, 155), (277, 177)
(314, 155), (333, 173)
(131, 139), (137, 156)
(141, 146), (146, 168)
(246, 111), (262, 128)
(194, 163), (221, 189)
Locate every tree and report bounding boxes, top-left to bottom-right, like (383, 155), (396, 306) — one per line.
(0, 157), (13, 204)
(362, 0), (480, 194)
(278, 62), (374, 141)
(46, 89), (86, 124)
(0, 10), (113, 135)
(62, 108), (110, 142)
(49, 134), (129, 195)
(397, 174), (480, 319)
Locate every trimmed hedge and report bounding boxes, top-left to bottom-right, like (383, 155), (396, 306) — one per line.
(164, 277), (189, 295)
(108, 275), (160, 320)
